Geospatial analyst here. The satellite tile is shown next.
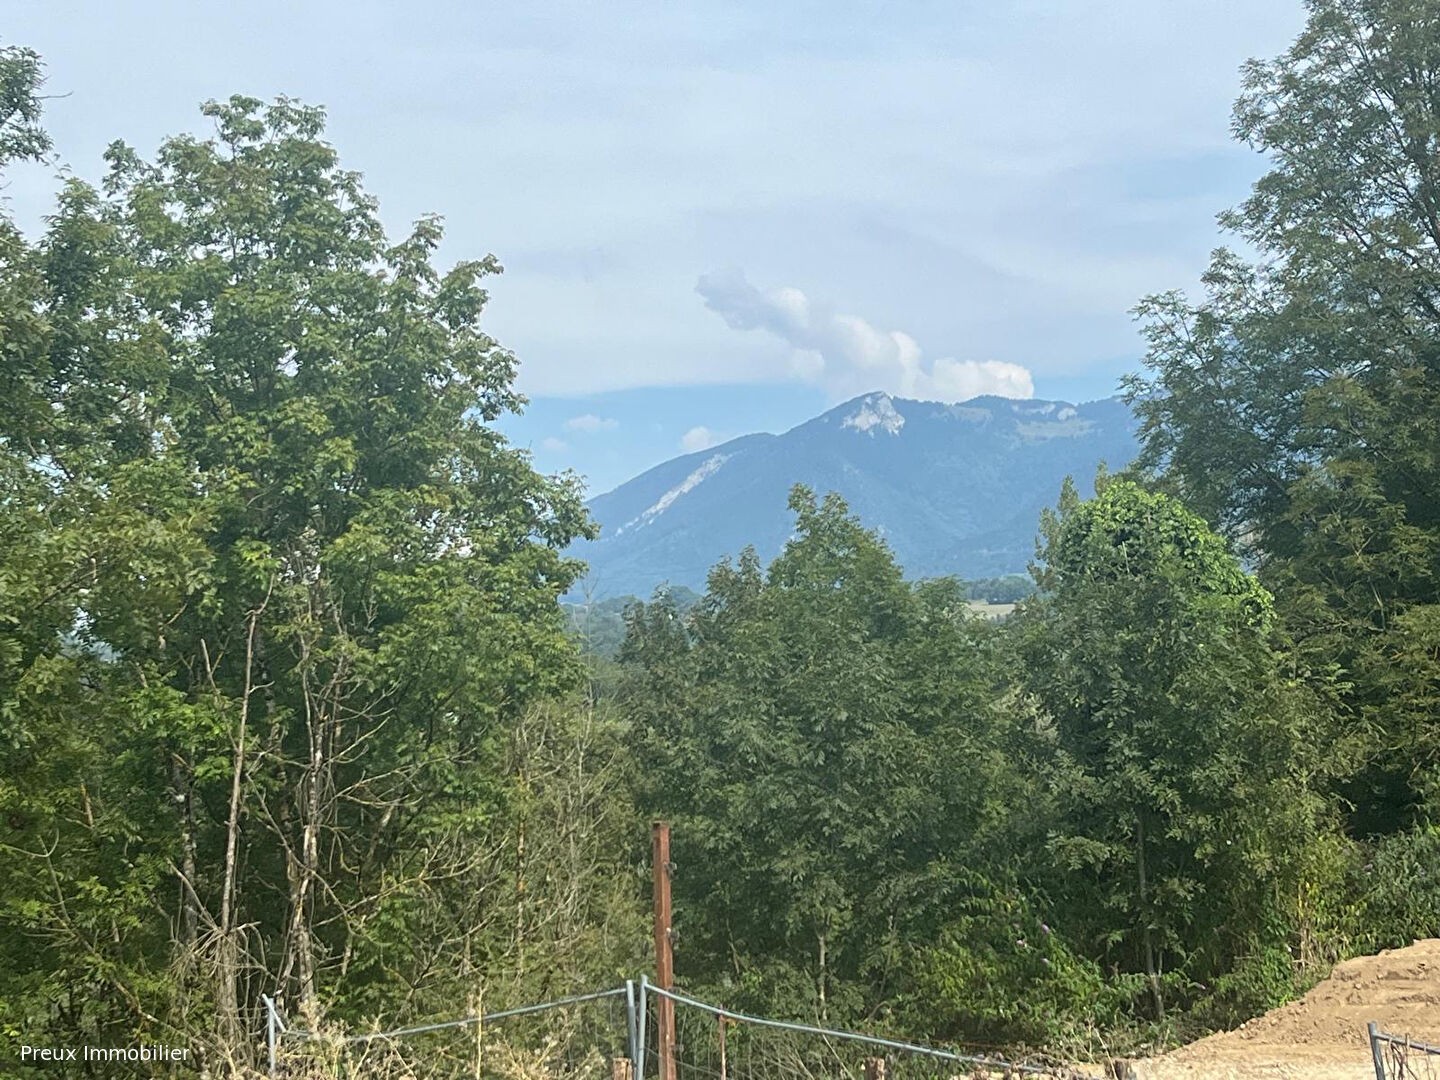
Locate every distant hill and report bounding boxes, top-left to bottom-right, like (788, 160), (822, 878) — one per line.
(569, 391), (1139, 599)
(562, 578), (1032, 657)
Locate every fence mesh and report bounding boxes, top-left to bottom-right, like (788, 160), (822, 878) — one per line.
(275, 979), (1440, 1080)
(1372, 1024), (1440, 1080)
(650, 986), (1080, 1080)
(270, 987), (631, 1080)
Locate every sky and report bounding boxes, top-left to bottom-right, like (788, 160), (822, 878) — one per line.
(6, 1), (1306, 496)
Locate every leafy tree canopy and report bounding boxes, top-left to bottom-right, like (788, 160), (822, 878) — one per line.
(1019, 478), (1327, 1022)
(1125, 0), (1440, 831)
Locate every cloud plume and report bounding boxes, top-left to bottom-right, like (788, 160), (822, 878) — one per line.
(695, 269), (1034, 403)
(564, 413), (620, 432)
(680, 426), (721, 453)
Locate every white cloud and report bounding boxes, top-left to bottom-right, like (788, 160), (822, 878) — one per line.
(696, 269), (1034, 403)
(564, 413), (620, 432)
(5, 0), (1305, 399)
(927, 357), (1035, 401)
(541, 436), (569, 452)
(680, 426), (721, 453)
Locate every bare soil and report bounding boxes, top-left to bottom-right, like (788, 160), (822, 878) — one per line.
(1132, 939), (1440, 1079)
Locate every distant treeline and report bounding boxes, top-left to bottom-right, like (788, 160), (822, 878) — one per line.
(565, 576), (1033, 656)
(962, 574), (1035, 604)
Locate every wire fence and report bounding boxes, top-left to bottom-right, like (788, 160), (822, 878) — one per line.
(261, 979), (1083, 1080)
(263, 986), (634, 1080)
(645, 982), (1083, 1080)
(256, 983), (1440, 1080)
(1370, 1023), (1440, 1080)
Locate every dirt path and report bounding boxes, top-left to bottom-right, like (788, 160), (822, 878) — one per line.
(1132, 939), (1440, 1079)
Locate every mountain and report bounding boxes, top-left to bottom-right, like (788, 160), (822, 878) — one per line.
(569, 391), (1140, 599)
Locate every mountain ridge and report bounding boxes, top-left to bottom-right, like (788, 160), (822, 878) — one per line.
(570, 391), (1139, 599)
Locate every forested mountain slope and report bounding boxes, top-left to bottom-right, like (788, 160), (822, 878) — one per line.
(574, 393), (1138, 597)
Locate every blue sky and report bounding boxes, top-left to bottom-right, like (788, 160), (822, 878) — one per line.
(7, 1), (1305, 496)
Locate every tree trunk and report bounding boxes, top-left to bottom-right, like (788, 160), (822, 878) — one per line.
(172, 753), (198, 951)
(1136, 815), (1163, 1020)
(514, 815), (527, 975)
(282, 673), (326, 1025)
(216, 605), (263, 1055)
(295, 706), (324, 1021)
(817, 928), (828, 1024)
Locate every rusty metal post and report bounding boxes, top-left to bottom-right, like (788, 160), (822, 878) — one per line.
(864, 1057), (885, 1080)
(613, 1058), (635, 1080)
(653, 822), (676, 1080)
(717, 1013), (728, 1080)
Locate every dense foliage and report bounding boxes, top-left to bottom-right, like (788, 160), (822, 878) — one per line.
(1125, 0), (1440, 837)
(1019, 480), (1330, 1025)
(620, 490), (1038, 1026)
(619, 480), (1342, 1052)
(5, 0), (1440, 1073)
(0, 59), (637, 1077)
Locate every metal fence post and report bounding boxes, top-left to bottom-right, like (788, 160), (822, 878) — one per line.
(625, 979), (638, 1076)
(1368, 1022), (1386, 1080)
(637, 976), (649, 1080)
(262, 994), (278, 1078)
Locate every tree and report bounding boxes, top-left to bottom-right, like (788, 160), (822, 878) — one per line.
(1, 91), (602, 1072)
(1018, 478), (1325, 1022)
(0, 44), (198, 1067)
(620, 487), (1026, 1025)
(0, 41), (49, 166)
(1125, 0), (1440, 831)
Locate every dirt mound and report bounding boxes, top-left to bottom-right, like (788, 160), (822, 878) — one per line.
(1135, 938), (1440, 1079)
